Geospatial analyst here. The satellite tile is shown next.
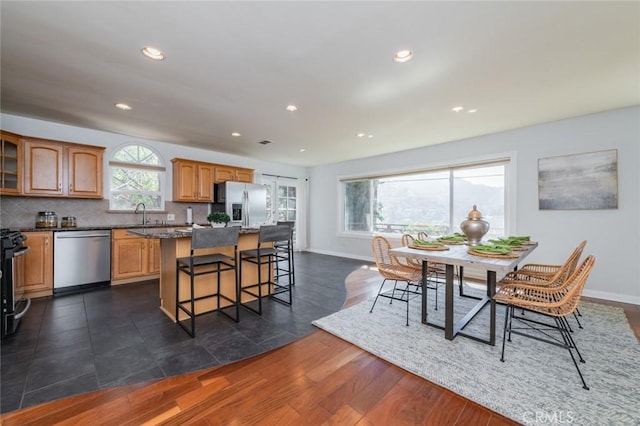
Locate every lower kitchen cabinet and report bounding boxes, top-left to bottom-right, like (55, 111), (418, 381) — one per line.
(149, 238), (160, 274)
(111, 229), (160, 284)
(22, 231), (53, 298)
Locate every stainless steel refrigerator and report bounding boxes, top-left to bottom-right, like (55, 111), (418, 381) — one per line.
(215, 181), (269, 227)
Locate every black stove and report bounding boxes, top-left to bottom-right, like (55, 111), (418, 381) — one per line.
(1, 228), (30, 339)
(1, 229), (26, 253)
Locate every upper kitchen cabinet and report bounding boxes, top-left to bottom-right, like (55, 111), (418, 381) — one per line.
(214, 165), (253, 183)
(67, 145), (104, 197)
(0, 130), (22, 195)
(172, 158), (254, 202)
(23, 138), (104, 198)
(172, 159), (215, 202)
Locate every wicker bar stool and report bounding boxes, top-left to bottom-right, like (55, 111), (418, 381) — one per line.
(494, 255), (596, 390)
(175, 226), (240, 337)
(239, 224), (293, 315)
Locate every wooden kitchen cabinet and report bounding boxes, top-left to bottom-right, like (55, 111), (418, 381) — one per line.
(214, 165), (253, 183)
(111, 229), (160, 284)
(67, 145), (104, 197)
(171, 159), (215, 202)
(172, 158), (253, 202)
(234, 167), (253, 183)
(22, 231), (54, 298)
(149, 238), (161, 274)
(0, 131), (22, 195)
(23, 137), (104, 198)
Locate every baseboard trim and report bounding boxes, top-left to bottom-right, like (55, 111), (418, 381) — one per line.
(582, 289), (640, 306)
(305, 248), (373, 262)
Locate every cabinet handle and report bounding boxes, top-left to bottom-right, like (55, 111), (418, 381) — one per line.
(45, 237), (49, 247)
(69, 184), (73, 191)
(58, 182), (62, 191)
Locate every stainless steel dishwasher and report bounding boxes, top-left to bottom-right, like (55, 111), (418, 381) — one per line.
(54, 230), (111, 291)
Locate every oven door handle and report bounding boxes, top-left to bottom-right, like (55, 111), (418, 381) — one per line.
(6, 298), (31, 320)
(12, 247), (30, 257)
(13, 298), (31, 320)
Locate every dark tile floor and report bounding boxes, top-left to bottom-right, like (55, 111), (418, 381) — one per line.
(0, 252), (370, 414)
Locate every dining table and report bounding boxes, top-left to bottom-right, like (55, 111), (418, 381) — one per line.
(390, 242), (537, 345)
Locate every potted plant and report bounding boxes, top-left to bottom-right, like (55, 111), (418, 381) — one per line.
(207, 211), (230, 227)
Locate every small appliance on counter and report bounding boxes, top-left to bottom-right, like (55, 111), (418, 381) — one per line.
(35, 211), (58, 228)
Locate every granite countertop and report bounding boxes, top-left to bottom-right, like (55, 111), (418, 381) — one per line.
(127, 226), (260, 239)
(18, 224), (260, 235)
(18, 223), (191, 232)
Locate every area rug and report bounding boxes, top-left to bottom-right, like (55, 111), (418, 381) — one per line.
(312, 285), (640, 425)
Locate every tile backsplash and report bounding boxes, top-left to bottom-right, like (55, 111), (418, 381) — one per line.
(0, 197), (211, 229)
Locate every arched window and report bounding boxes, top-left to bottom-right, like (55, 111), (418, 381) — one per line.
(109, 144), (166, 211)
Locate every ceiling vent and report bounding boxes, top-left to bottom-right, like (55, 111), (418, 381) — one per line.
(258, 140), (272, 145)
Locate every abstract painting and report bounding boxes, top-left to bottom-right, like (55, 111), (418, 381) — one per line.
(538, 149), (618, 210)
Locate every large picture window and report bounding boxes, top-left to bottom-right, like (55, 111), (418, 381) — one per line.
(109, 144), (166, 211)
(342, 161), (508, 237)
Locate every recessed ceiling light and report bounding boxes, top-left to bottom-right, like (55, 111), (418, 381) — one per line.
(393, 50), (413, 63)
(141, 46), (165, 60)
(367, 134), (374, 138)
(356, 133), (366, 138)
(231, 132), (241, 137)
(468, 109), (478, 113)
(285, 105), (298, 112)
(115, 103), (132, 111)
(299, 148), (306, 152)
(452, 106), (464, 112)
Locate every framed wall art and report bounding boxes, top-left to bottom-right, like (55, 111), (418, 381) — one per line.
(538, 149), (618, 210)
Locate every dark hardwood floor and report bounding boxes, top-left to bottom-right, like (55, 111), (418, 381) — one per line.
(2, 265), (638, 425)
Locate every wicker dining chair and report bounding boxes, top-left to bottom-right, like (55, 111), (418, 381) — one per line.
(508, 240), (587, 282)
(400, 234), (424, 269)
(417, 231), (429, 241)
(494, 255), (596, 390)
(500, 240), (587, 329)
(370, 236), (422, 326)
(400, 233), (445, 310)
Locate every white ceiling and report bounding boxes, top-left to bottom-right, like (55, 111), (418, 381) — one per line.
(1, 2), (639, 167)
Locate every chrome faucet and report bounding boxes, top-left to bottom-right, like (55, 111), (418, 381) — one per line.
(134, 202), (147, 225)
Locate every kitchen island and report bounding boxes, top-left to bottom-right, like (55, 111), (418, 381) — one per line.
(128, 226), (269, 322)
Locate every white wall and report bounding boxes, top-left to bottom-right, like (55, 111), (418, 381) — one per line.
(0, 114), (308, 200)
(307, 107), (640, 304)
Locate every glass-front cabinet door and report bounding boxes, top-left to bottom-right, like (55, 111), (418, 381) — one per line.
(0, 131), (22, 195)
